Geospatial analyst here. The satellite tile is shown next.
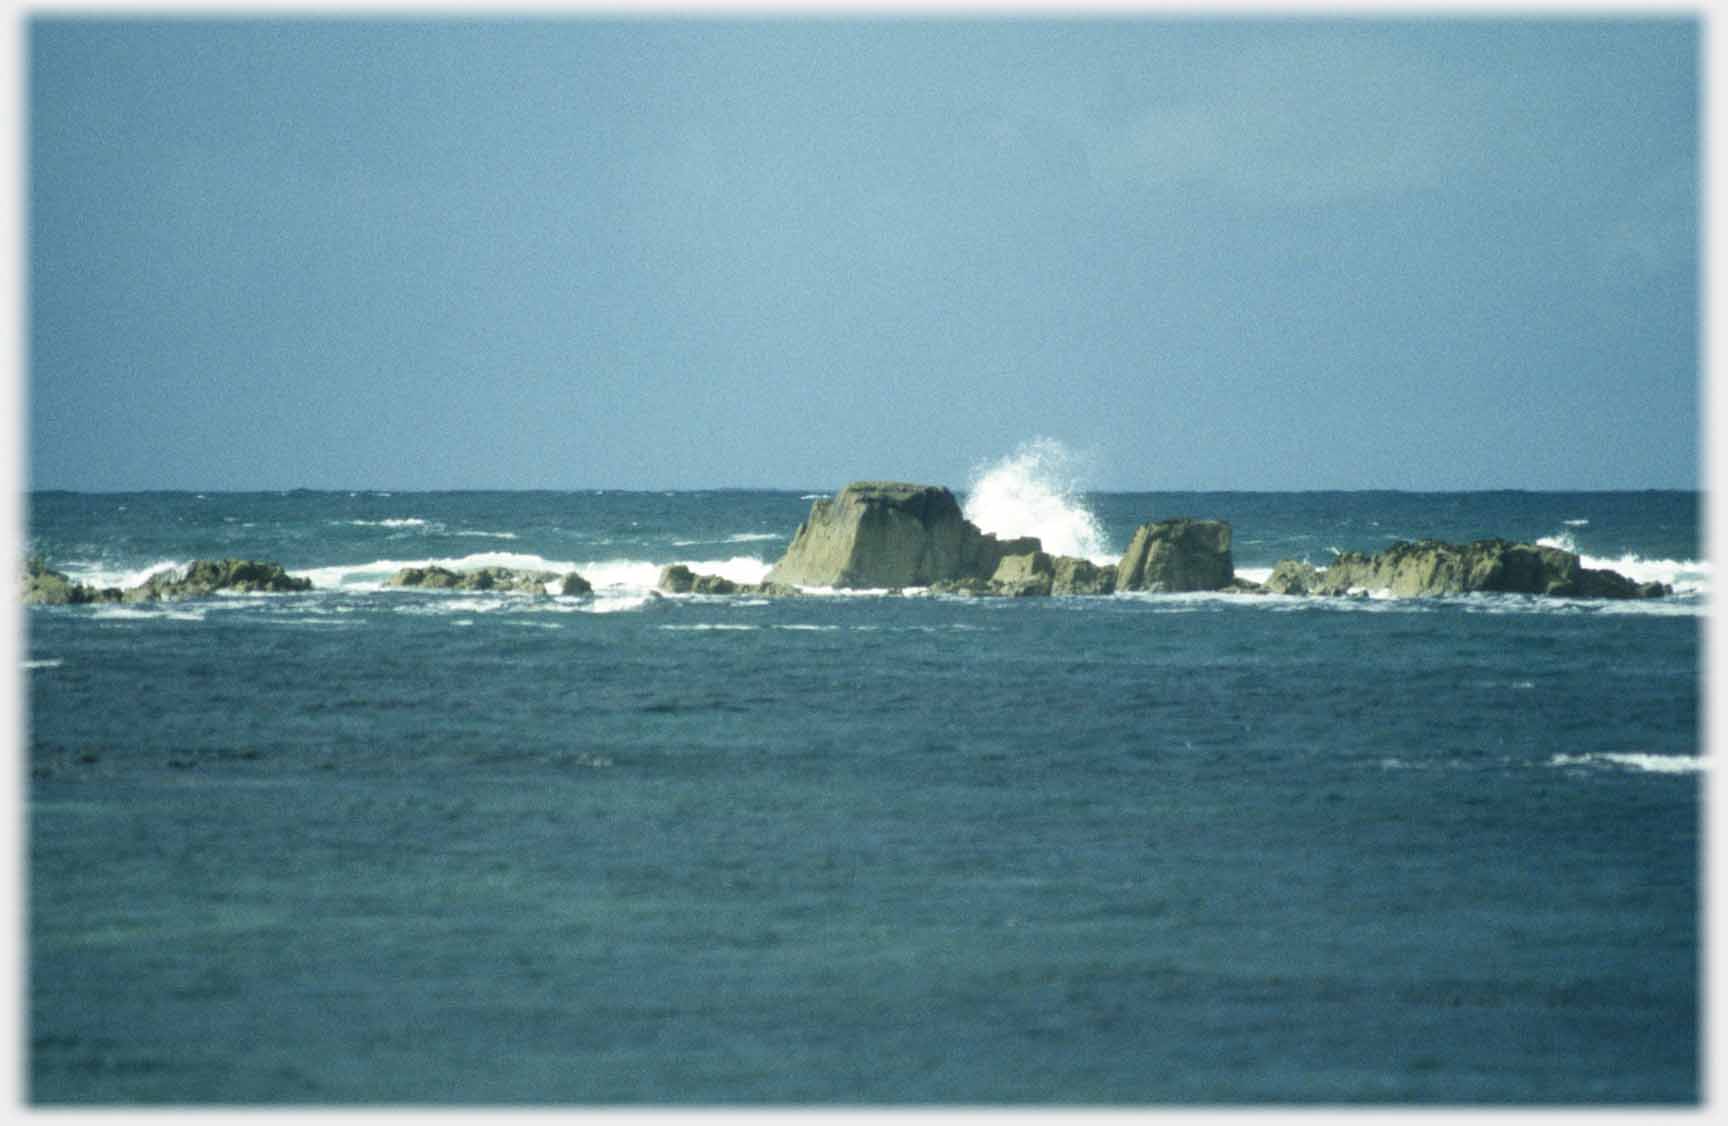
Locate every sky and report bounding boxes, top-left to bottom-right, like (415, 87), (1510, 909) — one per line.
(23, 14), (1701, 491)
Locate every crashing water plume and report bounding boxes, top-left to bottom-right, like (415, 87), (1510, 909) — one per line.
(961, 437), (1113, 563)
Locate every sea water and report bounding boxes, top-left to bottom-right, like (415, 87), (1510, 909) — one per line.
(23, 464), (1702, 1103)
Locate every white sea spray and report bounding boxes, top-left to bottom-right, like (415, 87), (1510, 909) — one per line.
(962, 437), (1113, 563)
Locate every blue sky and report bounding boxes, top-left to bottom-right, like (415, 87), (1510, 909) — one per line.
(26, 16), (1699, 491)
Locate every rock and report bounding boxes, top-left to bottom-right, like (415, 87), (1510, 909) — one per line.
(657, 564), (801, 597)
(990, 551), (1054, 597)
(656, 564), (696, 594)
(766, 482), (1040, 589)
(1292, 539), (1668, 599)
(1263, 560), (1321, 595)
(124, 559), (312, 602)
(1221, 577), (1267, 594)
(23, 558), (82, 605)
(1050, 556), (1115, 596)
(929, 577), (995, 596)
(1114, 519), (1235, 592)
(385, 565), (564, 594)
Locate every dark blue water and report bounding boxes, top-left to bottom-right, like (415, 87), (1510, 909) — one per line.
(25, 489), (1702, 1103)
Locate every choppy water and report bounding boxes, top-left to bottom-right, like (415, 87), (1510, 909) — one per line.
(25, 485), (1702, 1103)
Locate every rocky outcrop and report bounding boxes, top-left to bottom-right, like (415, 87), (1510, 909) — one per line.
(1114, 519), (1235, 593)
(765, 482), (1041, 589)
(1285, 539), (1668, 599)
(24, 556), (313, 604)
(22, 558), (121, 605)
(386, 565), (590, 595)
(122, 559), (312, 602)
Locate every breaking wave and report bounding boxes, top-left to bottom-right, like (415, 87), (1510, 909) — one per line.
(962, 438), (1113, 563)
(1536, 531), (1707, 595)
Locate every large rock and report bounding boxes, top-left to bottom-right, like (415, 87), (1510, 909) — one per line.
(1114, 519), (1235, 592)
(990, 551), (1055, 598)
(1297, 539), (1668, 599)
(124, 559), (312, 602)
(766, 482), (1040, 589)
(1051, 555), (1116, 596)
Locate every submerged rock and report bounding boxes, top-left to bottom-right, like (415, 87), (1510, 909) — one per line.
(1287, 539), (1669, 600)
(1114, 519), (1235, 593)
(766, 482), (1040, 589)
(123, 559), (312, 602)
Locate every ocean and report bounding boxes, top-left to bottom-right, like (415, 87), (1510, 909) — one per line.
(23, 471), (1704, 1104)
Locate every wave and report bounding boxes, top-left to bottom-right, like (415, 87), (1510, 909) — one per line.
(962, 437), (1113, 563)
(60, 559), (186, 591)
(345, 517), (429, 528)
(1549, 752), (1705, 774)
(1536, 532), (1707, 595)
(91, 606), (207, 622)
(23, 658), (64, 670)
(670, 532), (784, 547)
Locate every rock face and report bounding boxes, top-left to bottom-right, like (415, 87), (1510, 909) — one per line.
(766, 482), (1041, 589)
(1288, 539), (1669, 599)
(1114, 519), (1235, 593)
(123, 559), (312, 602)
(387, 565), (590, 595)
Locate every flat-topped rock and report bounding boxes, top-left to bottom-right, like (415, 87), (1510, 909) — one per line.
(386, 565), (589, 595)
(1294, 539), (1668, 599)
(766, 482), (1040, 589)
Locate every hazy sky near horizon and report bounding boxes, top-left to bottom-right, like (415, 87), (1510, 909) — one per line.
(28, 16), (1699, 491)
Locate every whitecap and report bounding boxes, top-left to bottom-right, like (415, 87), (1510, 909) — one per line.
(658, 623), (759, 631)
(1549, 753), (1705, 774)
(1563, 518), (1590, 527)
(345, 517), (431, 528)
(91, 606), (206, 622)
(453, 530), (519, 540)
(61, 559), (185, 591)
(22, 658), (63, 670)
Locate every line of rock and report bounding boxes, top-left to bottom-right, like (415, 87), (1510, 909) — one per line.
(23, 557), (314, 605)
(655, 481), (1670, 601)
(22, 481), (1672, 606)
(22, 558), (596, 604)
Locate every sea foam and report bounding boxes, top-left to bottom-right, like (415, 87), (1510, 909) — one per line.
(962, 437), (1113, 563)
